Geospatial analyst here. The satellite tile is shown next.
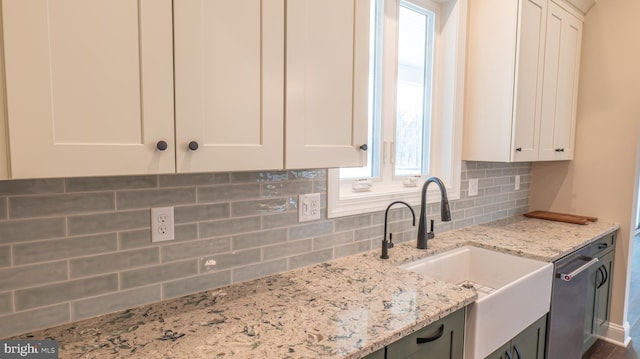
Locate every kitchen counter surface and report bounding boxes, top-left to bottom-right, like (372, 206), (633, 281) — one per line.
(11, 216), (619, 358)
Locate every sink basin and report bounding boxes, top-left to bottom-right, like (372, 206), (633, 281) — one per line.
(400, 246), (553, 359)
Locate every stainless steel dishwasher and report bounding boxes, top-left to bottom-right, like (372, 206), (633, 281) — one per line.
(546, 245), (600, 359)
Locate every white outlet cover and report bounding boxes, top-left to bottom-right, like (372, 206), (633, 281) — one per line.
(468, 178), (479, 197)
(151, 206), (175, 242)
(299, 193), (321, 222)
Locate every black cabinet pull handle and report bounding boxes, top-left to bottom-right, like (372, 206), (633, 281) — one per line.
(515, 147), (522, 152)
(555, 148), (565, 152)
(597, 265), (609, 289)
(596, 267), (604, 288)
(188, 141), (199, 151)
(156, 141), (168, 151)
(514, 345), (521, 359)
(598, 243), (608, 250)
(416, 324), (444, 344)
(505, 350), (513, 359)
(359, 144), (368, 151)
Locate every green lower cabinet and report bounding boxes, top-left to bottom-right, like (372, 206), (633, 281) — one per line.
(362, 348), (386, 359)
(485, 343), (511, 359)
(594, 250), (614, 334)
(583, 233), (616, 354)
(487, 314), (547, 359)
(385, 308), (465, 359)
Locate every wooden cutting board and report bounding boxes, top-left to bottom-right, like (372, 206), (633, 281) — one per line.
(523, 211), (598, 225)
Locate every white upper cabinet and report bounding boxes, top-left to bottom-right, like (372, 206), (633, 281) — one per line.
(0, 0), (369, 179)
(463, 0), (583, 163)
(174, 0), (284, 172)
(285, 0), (370, 169)
(2, 0), (175, 178)
(538, 1), (582, 160)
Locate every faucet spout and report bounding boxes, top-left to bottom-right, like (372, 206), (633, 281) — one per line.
(381, 200), (416, 259)
(417, 177), (451, 249)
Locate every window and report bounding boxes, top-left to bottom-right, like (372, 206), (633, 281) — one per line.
(328, 0), (467, 218)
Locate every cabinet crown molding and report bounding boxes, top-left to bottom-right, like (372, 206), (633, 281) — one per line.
(563, 0), (596, 14)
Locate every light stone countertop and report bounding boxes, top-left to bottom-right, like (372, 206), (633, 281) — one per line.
(11, 216), (620, 358)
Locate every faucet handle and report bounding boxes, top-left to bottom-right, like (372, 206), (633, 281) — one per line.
(427, 219), (435, 240)
(388, 233), (394, 248)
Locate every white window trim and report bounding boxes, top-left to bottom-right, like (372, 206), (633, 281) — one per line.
(328, 0), (467, 218)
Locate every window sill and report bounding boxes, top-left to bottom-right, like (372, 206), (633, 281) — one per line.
(327, 168), (460, 218)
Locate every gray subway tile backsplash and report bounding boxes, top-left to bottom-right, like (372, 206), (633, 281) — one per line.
(232, 258), (288, 283)
(65, 175), (157, 192)
(159, 172), (229, 188)
(313, 231), (354, 250)
(232, 228), (288, 250)
(69, 248), (160, 279)
(334, 214), (372, 232)
(199, 216), (262, 239)
(9, 192), (115, 219)
(162, 271), (231, 300)
(174, 203), (230, 223)
(197, 184), (260, 203)
(71, 285), (161, 321)
(231, 198), (289, 217)
(0, 161), (530, 338)
(0, 304), (70, 339)
(262, 211), (298, 230)
(335, 240), (372, 259)
(160, 237), (230, 263)
(289, 248), (333, 270)
(230, 171), (289, 183)
(175, 224), (199, 242)
(0, 261), (68, 291)
(263, 238), (313, 261)
(14, 274), (118, 311)
(0, 179), (64, 196)
(289, 221), (333, 241)
(118, 229), (154, 250)
(262, 181), (313, 198)
(354, 225), (384, 242)
(0, 197), (6, 219)
(13, 233), (117, 266)
(0, 246), (10, 268)
(200, 248), (261, 273)
(0, 292), (12, 315)
(0, 218), (66, 245)
(289, 169), (327, 180)
(119, 259), (198, 290)
(67, 210), (149, 236)
(116, 188), (196, 210)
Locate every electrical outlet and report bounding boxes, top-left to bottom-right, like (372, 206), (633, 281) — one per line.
(151, 206), (175, 242)
(468, 178), (478, 197)
(515, 175), (521, 190)
(299, 193), (321, 222)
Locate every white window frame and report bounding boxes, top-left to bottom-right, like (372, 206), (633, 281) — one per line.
(328, 0), (467, 218)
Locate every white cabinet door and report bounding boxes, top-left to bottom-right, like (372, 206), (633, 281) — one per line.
(285, 0), (369, 169)
(174, 0), (284, 173)
(2, 0), (175, 179)
(538, 1), (582, 160)
(463, 0), (519, 163)
(511, 0), (547, 162)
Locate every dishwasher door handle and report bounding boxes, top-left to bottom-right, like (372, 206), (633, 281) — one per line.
(557, 256), (598, 281)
